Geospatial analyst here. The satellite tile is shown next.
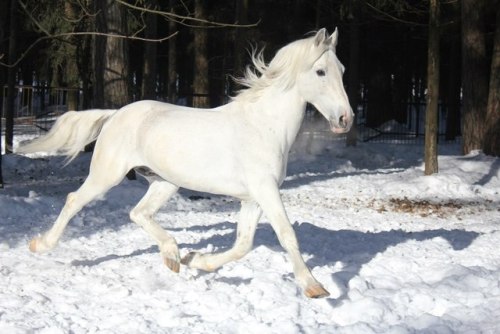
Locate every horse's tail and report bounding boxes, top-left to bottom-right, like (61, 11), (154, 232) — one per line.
(17, 109), (118, 163)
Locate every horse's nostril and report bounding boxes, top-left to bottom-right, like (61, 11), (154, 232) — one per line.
(339, 115), (346, 128)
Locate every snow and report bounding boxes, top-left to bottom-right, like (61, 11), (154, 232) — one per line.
(1, 126), (499, 333)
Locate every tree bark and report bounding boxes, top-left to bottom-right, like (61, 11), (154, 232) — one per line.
(192, 0), (210, 108)
(425, 0), (440, 175)
(483, 5), (500, 156)
(233, 0), (249, 80)
(141, 0), (158, 100)
(4, 0), (17, 154)
(167, 0), (178, 103)
(64, 1), (79, 111)
(444, 0), (461, 141)
(93, 0), (130, 109)
(346, 0), (361, 146)
(461, 0), (489, 154)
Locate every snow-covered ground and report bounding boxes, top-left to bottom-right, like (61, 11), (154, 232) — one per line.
(1, 125), (499, 333)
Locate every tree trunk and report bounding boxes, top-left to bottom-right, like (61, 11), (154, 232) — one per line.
(444, 0), (461, 141)
(461, 0), (489, 154)
(425, 0), (440, 175)
(483, 5), (500, 156)
(192, 0), (210, 108)
(141, 0), (158, 100)
(4, 0), (17, 154)
(366, 70), (392, 128)
(445, 38), (461, 141)
(93, 0), (130, 108)
(167, 0), (178, 103)
(346, 0), (361, 146)
(76, 7), (93, 110)
(233, 0), (249, 80)
(64, 1), (79, 111)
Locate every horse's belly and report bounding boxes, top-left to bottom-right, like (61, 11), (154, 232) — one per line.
(143, 136), (249, 198)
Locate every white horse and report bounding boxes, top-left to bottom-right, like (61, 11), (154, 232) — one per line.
(18, 28), (353, 298)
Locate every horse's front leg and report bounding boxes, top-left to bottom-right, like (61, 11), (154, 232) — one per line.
(181, 200), (262, 271)
(251, 180), (330, 299)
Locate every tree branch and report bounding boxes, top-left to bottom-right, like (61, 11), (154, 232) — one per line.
(366, 2), (427, 26)
(0, 31), (178, 68)
(115, 0), (260, 28)
(18, 0), (51, 35)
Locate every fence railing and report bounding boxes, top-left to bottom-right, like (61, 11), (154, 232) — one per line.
(1, 85), (81, 127)
(355, 101), (458, 144)
(2, 85), (461, 144)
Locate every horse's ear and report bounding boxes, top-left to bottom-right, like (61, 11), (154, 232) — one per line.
(329, 28), (339, 48)
(314, 28), (327, 47)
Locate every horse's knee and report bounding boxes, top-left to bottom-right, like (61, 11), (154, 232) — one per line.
(65, 192), (77, 207)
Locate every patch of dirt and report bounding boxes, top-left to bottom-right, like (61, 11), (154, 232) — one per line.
(375, 197), (496, 218)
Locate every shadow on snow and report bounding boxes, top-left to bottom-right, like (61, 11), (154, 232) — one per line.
(70, 220), (479, 302)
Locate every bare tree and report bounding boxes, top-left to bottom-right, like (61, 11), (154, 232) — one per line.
(424, 0), (440, 175)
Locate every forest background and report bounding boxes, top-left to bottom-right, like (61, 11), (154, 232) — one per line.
(0, 0), (499, 186)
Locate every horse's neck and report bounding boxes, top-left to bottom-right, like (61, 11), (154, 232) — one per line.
(234, 88), (306, 154)
(233, 87), (306, 153)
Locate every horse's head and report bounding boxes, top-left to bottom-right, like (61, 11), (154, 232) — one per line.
(297, 28), (354, 134)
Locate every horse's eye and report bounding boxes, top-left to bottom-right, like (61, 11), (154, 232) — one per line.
(316, 69), (326, 77)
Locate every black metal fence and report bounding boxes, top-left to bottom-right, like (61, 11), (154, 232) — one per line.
(2, 85), (461, 144)
(1, 85), (82, 132)
(355, 100), (459, 144)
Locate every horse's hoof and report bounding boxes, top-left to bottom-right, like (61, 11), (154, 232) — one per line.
(304, 284), (330, 299)
(29, 236), (54, 253)
(164, 257), (180, 273)
(29, 238), (39, 253)
(180, 252), (197, 266)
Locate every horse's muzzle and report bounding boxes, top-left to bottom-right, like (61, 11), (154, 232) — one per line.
(330, 113), (353, 134)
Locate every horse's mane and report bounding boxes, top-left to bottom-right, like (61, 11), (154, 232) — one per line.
(232, 34), (328, 102)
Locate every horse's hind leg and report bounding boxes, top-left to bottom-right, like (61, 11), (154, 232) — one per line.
(129, 180), (181, 272)
(181, 200), (262, 272)
(29, 166), (126, 253)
